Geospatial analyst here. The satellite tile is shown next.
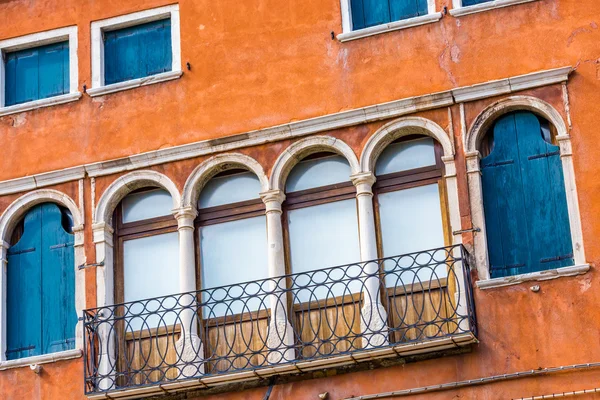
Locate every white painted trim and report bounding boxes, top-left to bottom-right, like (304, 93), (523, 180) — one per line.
(182, 153), (268, 208)
(0, 349), (82, 371)
(86, 71), (182, 97)
(452, 67), (572, 103)
(450, 0), (540, 17)
(90, 4), (181, 90)
(0, 67), (573, 192)
(94, 170), (181, 226)
(269, 136), (360, 192)
(0, 189), (85, 362)
(337, 12), (442, 42)
(0, 26), (79, 109)
(0, 92), (81, 117)
(464, 96), (587, 280)
(476, 264), (590, 289)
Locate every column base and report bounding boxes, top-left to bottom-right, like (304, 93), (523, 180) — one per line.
(267, 319), (296, 364)
(175, 333), (205, 378)
(360, 301), (389, 349)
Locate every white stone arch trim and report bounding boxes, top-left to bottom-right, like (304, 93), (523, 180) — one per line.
(270, 136), (360, 191)
(360, 116), (455, 174)
(464, 96), (586, 281)
(0, 189), (86, 362)
(182, 153), (269, 208)
(94, 170), (181, 226)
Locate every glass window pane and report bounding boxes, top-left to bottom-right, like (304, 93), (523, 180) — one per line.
(200, 216), (269, 317)
(375, 138), (436, 176)
(122, 189), (173, 223)
(378, 184), (447, 285)
(198, 171), (261, 209)
(285, 155), (351, 193)
(287, 199), (361, 302)
(123, 232), (180, 330)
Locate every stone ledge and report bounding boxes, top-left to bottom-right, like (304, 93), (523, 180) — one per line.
(476, 264), (590, 290)
(87, 70), (183, 97)
(0, 92), (82, 117)
(0, 349), (82, 371)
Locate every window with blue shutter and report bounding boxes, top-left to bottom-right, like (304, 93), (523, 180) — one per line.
(351, 0), (428, 30)
(103, 19), (172, 86)
(6, 203), (77, 360)
(481, 111), (574, 278)
(4, 41), (69, 107)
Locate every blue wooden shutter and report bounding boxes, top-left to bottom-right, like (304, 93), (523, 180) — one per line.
(481, 112), (573, 278)
(103, 19), (172, 86)
(351, 0), (428, 30)
(6, 204), (76, 360)
(4, 41), (69, 107)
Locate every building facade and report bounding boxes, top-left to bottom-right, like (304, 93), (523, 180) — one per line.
(0, 0), (599, 399)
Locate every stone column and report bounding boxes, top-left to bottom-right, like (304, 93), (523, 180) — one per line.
(92, 222), (116, 391)
(260, 190), (295, 364)
(350, 172), (388, 348)
(173, 207), (204, 377)
(0, 241), (8, 362)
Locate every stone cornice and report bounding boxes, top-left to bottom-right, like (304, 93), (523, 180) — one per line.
(0, 67), (572, 196)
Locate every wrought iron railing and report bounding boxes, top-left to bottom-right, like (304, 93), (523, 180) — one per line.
(83, 245), (477, 394)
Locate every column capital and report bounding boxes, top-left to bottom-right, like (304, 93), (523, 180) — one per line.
(260, 190), (286, 213)
(350, 172), (376, 196)
(173, 206), (198, 229)
(92, 222), (114, 246)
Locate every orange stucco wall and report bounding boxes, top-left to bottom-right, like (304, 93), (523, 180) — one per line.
(1, 0), (600, 399)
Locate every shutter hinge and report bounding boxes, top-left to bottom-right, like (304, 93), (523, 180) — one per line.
(78, 261), (104, 270)
(452, 227), (481, 235)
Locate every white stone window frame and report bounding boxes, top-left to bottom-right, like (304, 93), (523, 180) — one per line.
(338, 0), (441, 42)
(88, 4), (182, 97)
(449, 0), (540, 17)
(0, 26), (81, 117)
(0, 189), (86, 369)
(464, 96), (589, 289)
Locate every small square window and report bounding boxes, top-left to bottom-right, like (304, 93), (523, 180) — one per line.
(89, 5), (181, 96)
(0, 26), (79, 114)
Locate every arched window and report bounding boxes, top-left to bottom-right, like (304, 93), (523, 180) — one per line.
(373, 136), (449, 263)
(197, 169), (269, 315)
(284, 154), (360, 274)
(480, 111), (573, 278)
(6, 203), (77, 360)
(114, 188), (179, 330)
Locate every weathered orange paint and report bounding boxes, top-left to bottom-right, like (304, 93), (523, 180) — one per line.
(1, 0), (600, 399)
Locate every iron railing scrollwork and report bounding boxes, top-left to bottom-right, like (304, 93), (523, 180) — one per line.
(83, 245), (477, 394)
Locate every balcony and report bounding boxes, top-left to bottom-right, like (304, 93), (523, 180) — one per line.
(83, 245), (477, 398)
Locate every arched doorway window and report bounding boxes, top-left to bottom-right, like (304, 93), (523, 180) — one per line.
(7, 203), (77, 360)
(480, 111), (573, 278)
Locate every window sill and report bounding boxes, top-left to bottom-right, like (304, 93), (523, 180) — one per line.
(449, 0), (540, 17)
(87, 70), (183, 97)
(0, 349), (82, 371)
(337, 12), (443, 43)
(476, 264), (590, 290)
(0, 92), (82, 117)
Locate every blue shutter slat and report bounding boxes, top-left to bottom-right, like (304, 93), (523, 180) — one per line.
(38, 42), (68, 99)
(389, 0), (426, 21)
(350, 0), (367, 30)
(363, 0), (391, 29)
(63, 42), (70, 95)
(4, 54), (17, 106)
(104, 19), (172, 85)
(15, 49), (39, 105)
(6, 207), (43, 360)
(40, 204), (76, 354)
